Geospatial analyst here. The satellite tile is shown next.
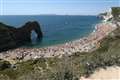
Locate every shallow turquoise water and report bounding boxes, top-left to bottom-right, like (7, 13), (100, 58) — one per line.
(0, 15), (101, 47)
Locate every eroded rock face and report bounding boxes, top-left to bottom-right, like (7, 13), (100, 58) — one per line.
(0, 21), (43, 52)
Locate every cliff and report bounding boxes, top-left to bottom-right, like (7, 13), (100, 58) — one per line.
(0, 21), (43, 52)
(99, 7), (120, 22)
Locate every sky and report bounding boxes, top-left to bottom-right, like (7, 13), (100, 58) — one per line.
(0, 0), (119, 15)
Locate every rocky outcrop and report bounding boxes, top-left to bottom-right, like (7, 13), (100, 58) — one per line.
(99, 7), (120, 22)
(0, 21), (43, 52)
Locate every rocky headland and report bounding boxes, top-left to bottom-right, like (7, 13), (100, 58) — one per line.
(0, 21), (43, 52)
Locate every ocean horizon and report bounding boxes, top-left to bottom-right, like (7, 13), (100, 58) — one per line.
(0, 15), (101, 47)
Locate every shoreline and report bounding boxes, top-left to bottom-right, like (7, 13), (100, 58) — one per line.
(0, 22), (117, 63)
(32, 22), (96, 48)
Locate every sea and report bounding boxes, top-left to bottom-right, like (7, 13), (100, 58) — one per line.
(0, 15), (101, 48)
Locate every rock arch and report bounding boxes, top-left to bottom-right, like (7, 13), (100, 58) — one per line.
(16, 21), (43, 44)
(0, 21), (43, 52)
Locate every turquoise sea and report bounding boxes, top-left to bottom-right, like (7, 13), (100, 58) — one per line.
(0, 15), (101, 47)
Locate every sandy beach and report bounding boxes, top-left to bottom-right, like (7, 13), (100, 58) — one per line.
(80, 66), (120, 80)
(0, 22), (117, 62)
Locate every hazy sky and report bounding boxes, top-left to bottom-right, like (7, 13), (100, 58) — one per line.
(0, 0), (119, 15)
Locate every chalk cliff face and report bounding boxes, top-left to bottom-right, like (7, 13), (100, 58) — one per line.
(99, 7), (120, 22)
(0, 21), (43, 52)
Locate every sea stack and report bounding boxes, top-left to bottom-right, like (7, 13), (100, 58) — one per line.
(0, 21), (43, 52)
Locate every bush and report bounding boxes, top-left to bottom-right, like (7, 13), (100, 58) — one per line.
(0, 60), (11, 70)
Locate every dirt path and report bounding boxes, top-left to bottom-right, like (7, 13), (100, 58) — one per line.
(80, 66), (120, 80)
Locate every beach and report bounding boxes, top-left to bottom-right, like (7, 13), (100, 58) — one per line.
(0, 22), (117, 62)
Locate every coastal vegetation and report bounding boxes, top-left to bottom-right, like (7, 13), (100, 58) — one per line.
(0, 7), (119, 80)
(112, 7), (120, 21)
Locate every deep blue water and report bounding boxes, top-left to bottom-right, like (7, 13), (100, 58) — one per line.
(0, 15), (100, 47)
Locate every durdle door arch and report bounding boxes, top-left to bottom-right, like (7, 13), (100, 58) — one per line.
(0, 21), (43, 52)
(17, 21), (43, 43)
